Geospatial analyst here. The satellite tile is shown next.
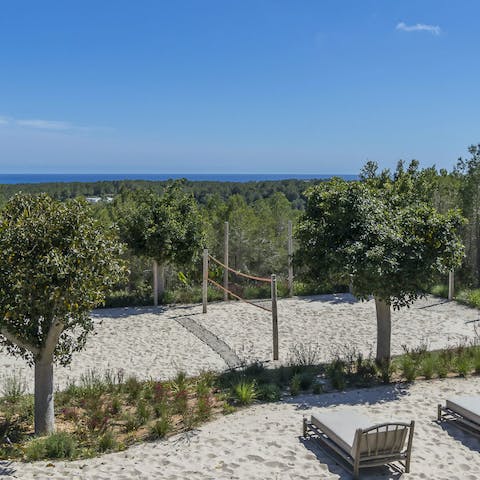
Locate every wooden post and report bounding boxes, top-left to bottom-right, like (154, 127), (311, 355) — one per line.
(271, 274), (279, 360)
(158, 263), (165, 299)
(287, 220), (293, 297)
(153, 260), (158, 307)
(202, 249), (208, 313)
(224, 221), (229, 301)
(448, 270), (454, 301)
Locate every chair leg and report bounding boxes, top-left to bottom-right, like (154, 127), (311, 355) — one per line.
(353, 458), (360, 479)
(437, 404), (442, 421)
(303, 417), (308, 437)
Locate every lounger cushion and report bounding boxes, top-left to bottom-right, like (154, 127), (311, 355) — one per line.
(446, 396), (480, 426)
(311, 411), (372, 455)
(311, 411), (409, 457)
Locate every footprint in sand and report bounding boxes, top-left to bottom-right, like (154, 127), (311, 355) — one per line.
(246, 454), (265, 462)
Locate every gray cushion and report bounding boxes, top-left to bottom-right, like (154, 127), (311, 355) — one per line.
(446, 396), (480, 425)
(311, 411), (409, 458)
(311, 411), (372, 455)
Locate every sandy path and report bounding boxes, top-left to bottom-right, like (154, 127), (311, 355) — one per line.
(2, 376), (479, 479)
(0, 295), (478, 392)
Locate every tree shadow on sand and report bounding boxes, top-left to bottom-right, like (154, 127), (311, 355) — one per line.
(302, 293), (359, 305)
(0, 461), (15, 477)
(283, 382), (410, 410)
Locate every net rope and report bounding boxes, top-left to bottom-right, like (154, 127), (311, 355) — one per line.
(207, 278), (272, 312)
(208, 254), (272, 283)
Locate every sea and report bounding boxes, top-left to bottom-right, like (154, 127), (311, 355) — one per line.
(0, 173), (357, 184)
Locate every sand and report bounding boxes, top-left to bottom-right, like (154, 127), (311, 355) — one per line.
(0, 294), (478, 391)
(0, 294), (479, 478)
(1, 376), (479, 479)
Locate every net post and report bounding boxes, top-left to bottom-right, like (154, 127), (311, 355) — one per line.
(203, 249), (208, 313)
(153, 260), (158, 307)
(271, 274), (279, 360)
(448, 270), (454, 301)
(224, 221), (229, 301)
(288, 220), (293, 297)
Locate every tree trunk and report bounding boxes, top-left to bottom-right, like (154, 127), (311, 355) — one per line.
(34, 357), (55, 435)
(374, 297), (391, 364)
(153, 260), (158, 306)
(158, 263), (165, 298)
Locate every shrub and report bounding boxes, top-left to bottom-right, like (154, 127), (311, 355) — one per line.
(298, 372), (314, 391)
(173, 390), (189, 415)
(289, 374), (301, 396)
(257, 383), (281, 402)
(312, 382), (323, 394)
(399, 356), (417, 382)
(25, 432), (77, 461)
(327, 360), (346, 390)
(1, 370), (27, 402)
(97, 430), (117, 453)
(233, 380), (257, 405)
(123, 376), (142, 403)
(420, 355), (436, 380)
(172, 371), (188, 393)
(123, 413), (141, 432)
(150, 416), (171, 439)
(456, 354), (472, 377)
(289, 343), (320, 367)
(136, 399), (151, 425)
(196, 395), (212, 421)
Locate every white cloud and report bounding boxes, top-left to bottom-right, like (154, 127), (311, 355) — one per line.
(15, 119), (73, 131)
(396, 22), (441, 35)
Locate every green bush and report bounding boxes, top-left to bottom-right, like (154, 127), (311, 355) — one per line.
(97, 430), (117, 453)
(1, 370), (27, 402)
(257, 383), (281, 402)
(289, 374), (301, 396)
(25, 432), (77, 461)
(149, 416), (171, 439)
(399, 356), (417, 382)
(420, 355), (436, 380)
(455, 354), (472, 377)
(233, 380), (257, 405)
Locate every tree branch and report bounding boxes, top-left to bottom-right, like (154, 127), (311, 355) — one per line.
(42, 319), (64, 360)
(0, 327), (40, 355)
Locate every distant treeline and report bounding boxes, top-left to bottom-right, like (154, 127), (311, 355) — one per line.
(0, 178), (318, 210)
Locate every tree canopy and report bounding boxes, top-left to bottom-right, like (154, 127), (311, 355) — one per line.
(0, 193), (126, 433)
(296, 162), (465, 361)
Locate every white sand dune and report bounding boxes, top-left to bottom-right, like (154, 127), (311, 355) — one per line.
(2, 376), (479, 479)
(1, 294), (479, 478)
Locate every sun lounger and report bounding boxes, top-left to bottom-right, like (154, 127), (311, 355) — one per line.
(303, 411), (415, 479)
(438, 395), (480, 436)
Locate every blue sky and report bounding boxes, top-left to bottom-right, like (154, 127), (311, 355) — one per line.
(0, 0), (478, 174)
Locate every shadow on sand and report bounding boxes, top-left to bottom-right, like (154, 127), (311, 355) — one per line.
(0, 461), (15, 477)
(436, 421), (480, 453)
(302, 293), (359, 305)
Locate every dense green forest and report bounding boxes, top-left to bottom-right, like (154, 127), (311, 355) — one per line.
(2, 145), (480, 308)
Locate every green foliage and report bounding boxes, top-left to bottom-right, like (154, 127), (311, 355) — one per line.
(455, 354), (472, 377)
(117, 183), (205, 267)
(420, 355), (436, 380)
(1, 370), (27, 402)
(25, 432), (77, 460)
(398, 356), (418, 382)
(0, 193), (127, 366)
(297, 167), (465, 309)
(149, 416), (172, 439)
(233, 380), (257, 405)
(289, 374), (302, 396)
(97, 430), (117, 452)
(257, 383), (282, 402)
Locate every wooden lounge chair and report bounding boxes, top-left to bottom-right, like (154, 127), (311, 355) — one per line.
(303, 411), (415, 479)
(438, 395), (480, 436)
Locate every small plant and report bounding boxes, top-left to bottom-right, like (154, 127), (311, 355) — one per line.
(327, 359), (346, 390)
(62, 407), (80, 422)
(109, 396), (122, 416)
(312, 382), (323, 394)
(97, 430), (117, 453)
(289, 342), (320, 367)
(258, 383), (281, 402)
(420, 355), (436, 380)
(298, 372), (314, 391)
(456, 354), (472, 377)
(173, 389), (189, 415)
(233, 380), (257, 405)
(289, 374), (301, 396)
(123, 413), (141, 432)
(171, 371), (188, 393)
(473, 347), (480, 374)
(25, 432), (77, 460)
(136, 399), (151, 424)
(222, 402), (236, 415)
(123, 375), (142, 403)
(196, 395), (212, 421)
(150, 416), (171, 439)
(1, 370), (27, 402)
(399, 356), (417, 382)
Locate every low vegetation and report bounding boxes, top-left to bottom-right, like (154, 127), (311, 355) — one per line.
(1, 341), (479, 462)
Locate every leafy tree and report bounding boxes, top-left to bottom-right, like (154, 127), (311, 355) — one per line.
(297, 164), (465, 363)
(0, 194), (126, 434)
(118, 182), (205, 304)
(455, 144), (480, 285)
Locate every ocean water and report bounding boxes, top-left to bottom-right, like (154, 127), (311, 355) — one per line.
(0, 173), (357, 184)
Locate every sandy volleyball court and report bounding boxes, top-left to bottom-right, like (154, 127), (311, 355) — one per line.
(0, 294), (478, 391)
(1, 294), (479, 479)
